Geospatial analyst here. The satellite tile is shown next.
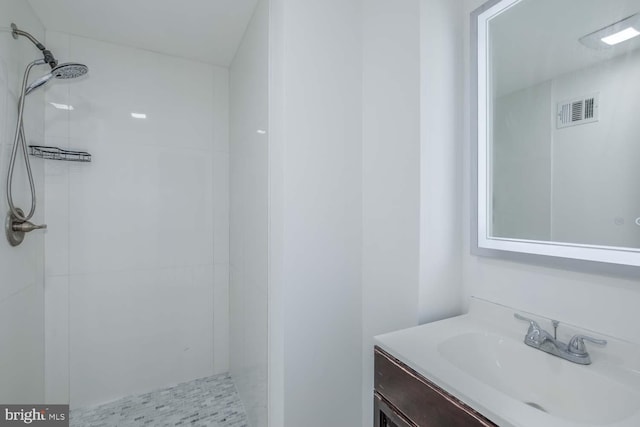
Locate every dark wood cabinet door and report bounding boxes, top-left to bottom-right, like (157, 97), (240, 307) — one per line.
(374, 346), (497, 427)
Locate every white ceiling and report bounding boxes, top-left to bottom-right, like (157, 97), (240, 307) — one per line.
(26, 0), (259, 66)
(491, 0), (640, 96)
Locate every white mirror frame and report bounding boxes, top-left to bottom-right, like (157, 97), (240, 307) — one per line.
(471, 0), (640, 267)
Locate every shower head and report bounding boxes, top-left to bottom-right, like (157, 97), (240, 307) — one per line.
(52, 63), (88, 79)
(25, 62), (89, 95)
(11, 23), (88, 95)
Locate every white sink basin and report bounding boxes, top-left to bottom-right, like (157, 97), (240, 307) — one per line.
(374, 298), (640, 427)
(438, 331), (640, 425)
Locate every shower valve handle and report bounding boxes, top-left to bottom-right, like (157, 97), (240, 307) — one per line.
(12, 221), (47, 233)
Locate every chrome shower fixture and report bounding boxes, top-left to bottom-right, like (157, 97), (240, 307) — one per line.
(26, 62), (89, 95)
(11, 23), (58, 68)
(5, 23), (89, 246)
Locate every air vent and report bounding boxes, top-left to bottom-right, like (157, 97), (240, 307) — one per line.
(571, 101), (583, 122)
(584, 97), (595, 119)
(557, 93), (599, 128)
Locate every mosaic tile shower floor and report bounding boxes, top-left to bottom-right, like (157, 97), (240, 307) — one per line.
(70, 374), (249, 427)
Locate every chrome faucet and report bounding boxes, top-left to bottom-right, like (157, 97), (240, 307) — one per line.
(514, 313), (607, 365)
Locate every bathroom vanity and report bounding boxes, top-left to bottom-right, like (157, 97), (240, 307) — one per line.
(374, 346), (495, 426)
(373, 298), (640, 427)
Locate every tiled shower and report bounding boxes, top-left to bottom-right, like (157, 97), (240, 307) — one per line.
(43, 30), (229, 408)
(1, 0), (267, 425)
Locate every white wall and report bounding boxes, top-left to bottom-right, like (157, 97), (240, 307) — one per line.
(418, 0), (465, 324)
(493, 82), (552, 241)
(462, 0), (640, 345)
(0, 0), (46, 404)
(229, 0), (269, 425)
(493, 49), (640, 248)
(552, 51), (640, 248)
(42, 32), (230, 408)
(269, 0), (363, 425)
(362, 1), (420, 426)
(268, 2), (428, 425)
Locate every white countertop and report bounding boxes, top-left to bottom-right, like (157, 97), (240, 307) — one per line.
(374, 298), (640, 427)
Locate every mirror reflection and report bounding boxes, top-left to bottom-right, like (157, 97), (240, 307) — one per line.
(488, 0), (640, 250)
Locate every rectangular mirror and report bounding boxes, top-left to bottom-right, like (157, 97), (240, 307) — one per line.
(473, 0), (640, 266)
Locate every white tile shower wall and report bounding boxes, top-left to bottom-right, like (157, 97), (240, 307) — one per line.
(461, 0), (640, 344)
(229, 0), (268, 425)
(0, 0), (46, 404)
(42, 32), (230, 408)
(212, 64), (230, 376)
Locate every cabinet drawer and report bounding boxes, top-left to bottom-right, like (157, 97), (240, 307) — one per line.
(374, 392), (414, 427)
(374, 346), (496, 427)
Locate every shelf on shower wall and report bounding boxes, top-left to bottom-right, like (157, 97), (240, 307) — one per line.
(29, 145), (91, 162)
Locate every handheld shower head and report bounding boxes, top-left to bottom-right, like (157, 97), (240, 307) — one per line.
(11, 23), (88, 95)
(25, 62), (89, 95)
(52, 63), (88, 79)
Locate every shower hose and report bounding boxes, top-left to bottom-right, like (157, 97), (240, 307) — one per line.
(6, 59), (42, 223)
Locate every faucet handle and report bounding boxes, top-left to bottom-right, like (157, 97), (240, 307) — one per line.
(514, 313), (541, 332)
(514, 313), (546, 343)
(568, 334), (608, 356)
(12, 221), (47, 233)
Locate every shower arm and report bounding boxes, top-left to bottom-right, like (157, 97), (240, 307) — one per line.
(11, 23), (57, 68)
(11, 23), (45, 49)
